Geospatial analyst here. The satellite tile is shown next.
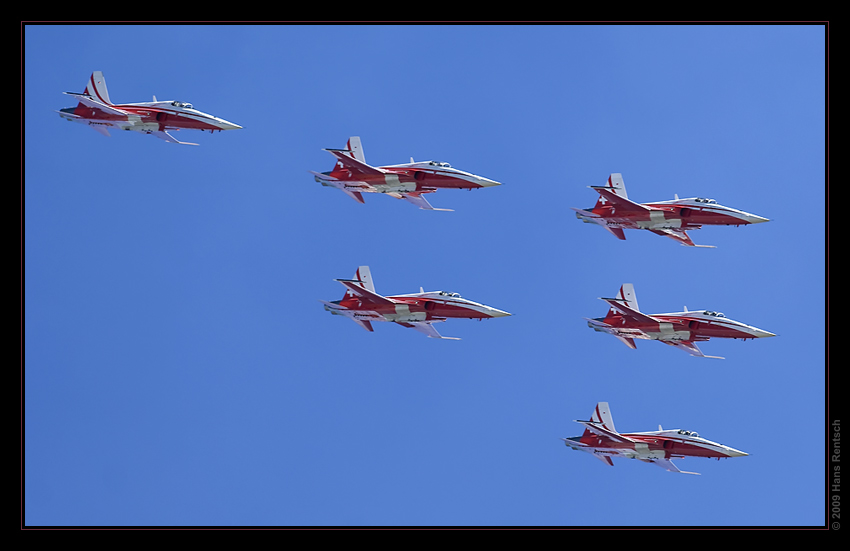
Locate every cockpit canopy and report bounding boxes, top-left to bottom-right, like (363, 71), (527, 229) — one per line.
(677, 429), (700, 437)
(438, 291), (461, 298)
(694, 197), (716, 204)
(702, 311), (725, 318)
(428, 161), (452, 168)
(171, 101), (194, 109)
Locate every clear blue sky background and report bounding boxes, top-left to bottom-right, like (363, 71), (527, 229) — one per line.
(24, 24), (826, 527)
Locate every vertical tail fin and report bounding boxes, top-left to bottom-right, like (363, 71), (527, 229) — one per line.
(353, 266), (375, 293)
(328, 136), (366, 180)
(591, 402), (617, 432)
(340, 266), (376, 301)
(579, 402), (617, 443)
(346, 136), (365, 163)
(593, 173), (628, 209)
(85, 71), (112, 105)
(603, 283), (640, 323)
(606, 174), (627, 198)
(616, 283), (638, 312)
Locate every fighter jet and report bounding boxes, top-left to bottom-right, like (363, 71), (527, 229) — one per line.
(310, 137), (502, 211)
(57, 71), (242, 145)
(562, 402), (748, 474)
(321, 266), (510, 339)
(586, 283), (774, 359)
(572, 173), (769, 247)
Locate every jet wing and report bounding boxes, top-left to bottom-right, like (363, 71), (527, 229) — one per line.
(396, 320), (461, 340)
(325, 149), (385, 178)
(389, 191), (454, 211)
(649, 228), (715, 248)
(589, 186), (651, 214)
(152, 130), (198, 146)
(662, 340), (725, 359)
(63, 92), (131, 116)
(335, 279), (397, 305)
(645, 457), (700, 475)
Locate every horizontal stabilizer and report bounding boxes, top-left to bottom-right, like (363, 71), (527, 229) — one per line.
(570, 207), (600, 218)
(352, 318), (374, 332)
(600, 297), (657, 325)
(325, 148), (384, 176)
(63, 92), (130, 116)
(309, 170), (338, 182)
(589, 186), (648, 214)
(336, 279), (395, 305)
(343, 190), (365, 204)
(615, 335), (637, 349)
(597, 455), (615, 467)
(572, 209), (626, 240)
(573, 420), (634, 444)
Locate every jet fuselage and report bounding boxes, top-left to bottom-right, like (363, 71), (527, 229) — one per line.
(593, 309), (776, 343)
(564, 429), (748, 461)
(59, 100), (241, 133)
(375, 161), (502, 191)
(333, 290), (510, 322)
(587, 196), (769, 231)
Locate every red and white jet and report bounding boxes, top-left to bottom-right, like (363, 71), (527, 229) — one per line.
(562, 402), (748, 474)
(321, 266), (510, 339)
(310, 137), (502, 211)
(57, 71), (242, 145)
(586, 283), (775, 359)
(572, 173), (769, 247)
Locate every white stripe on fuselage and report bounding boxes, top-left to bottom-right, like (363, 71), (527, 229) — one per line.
(627, 431), (736, 455)
(392, 293), (498, 316)
(655, 312), (762, 334)
(646, 200), (760, 222)
(119, 103), (229, 126)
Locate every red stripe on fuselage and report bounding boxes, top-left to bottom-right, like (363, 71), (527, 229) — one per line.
(338, 295), (494, 320)
(328, 168), (486, 191)
(603, 312), (757, 340)
(73, 104), (222, 131)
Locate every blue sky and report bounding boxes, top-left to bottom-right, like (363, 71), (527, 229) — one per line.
(24, 24), (826, 527)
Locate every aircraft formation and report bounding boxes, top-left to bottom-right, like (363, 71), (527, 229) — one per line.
(57, 71), (775, 475)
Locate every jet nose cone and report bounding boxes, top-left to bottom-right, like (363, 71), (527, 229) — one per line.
(726, 447), (749, 457)
(748, 214), (770, 224)
(476, 176), (502, 187)
(752, 328), (776, 338)
(213, 117), (242, 130)
(489, 307), (512, 318)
